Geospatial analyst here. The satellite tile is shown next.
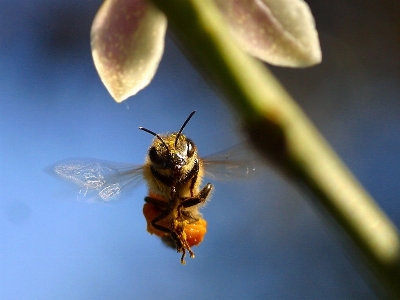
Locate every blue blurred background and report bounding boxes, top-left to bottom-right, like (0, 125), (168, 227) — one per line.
(1, 1), (399, 299)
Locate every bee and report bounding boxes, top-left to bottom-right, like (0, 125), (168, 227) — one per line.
(52, 111), (255, 264)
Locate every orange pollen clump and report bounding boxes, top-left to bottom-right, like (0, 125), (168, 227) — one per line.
(142, 200), (207, 247)
(142, 202), (168, 237)
(185, 218), (207, 247)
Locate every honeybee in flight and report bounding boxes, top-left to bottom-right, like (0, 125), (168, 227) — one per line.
(52, 111), (255, 264)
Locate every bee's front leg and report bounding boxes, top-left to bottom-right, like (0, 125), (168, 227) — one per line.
(182, 183), (213, 208)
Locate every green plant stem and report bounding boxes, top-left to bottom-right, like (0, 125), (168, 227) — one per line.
(150, 0), (400, 297)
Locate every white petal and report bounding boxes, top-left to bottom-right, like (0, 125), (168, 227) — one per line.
(91, 0), (167, 102)
(215, 0), (322, 67)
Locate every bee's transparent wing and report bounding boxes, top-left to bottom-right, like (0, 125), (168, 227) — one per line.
(202, 143), (258, 180)
(51, 159), (144, 202)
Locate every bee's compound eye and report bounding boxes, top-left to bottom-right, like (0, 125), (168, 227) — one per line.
(187, 140), (195, 157)
(149, 146), (166, 167)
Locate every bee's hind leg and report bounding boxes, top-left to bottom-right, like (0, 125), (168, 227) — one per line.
(144, 196), (173, 237)
(145, 196), (189, 262)
(144, 196), (167, 208)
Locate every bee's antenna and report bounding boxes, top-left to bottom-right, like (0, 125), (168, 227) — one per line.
(139, 127), (169, 150)
(175, 111), (196, 147)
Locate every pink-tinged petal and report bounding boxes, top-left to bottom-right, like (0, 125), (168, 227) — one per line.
(91, 0), (167, 102)
(215, 0), (321, 67)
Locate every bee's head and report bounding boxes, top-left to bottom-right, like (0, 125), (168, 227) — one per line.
(139, 111), (198, 176)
